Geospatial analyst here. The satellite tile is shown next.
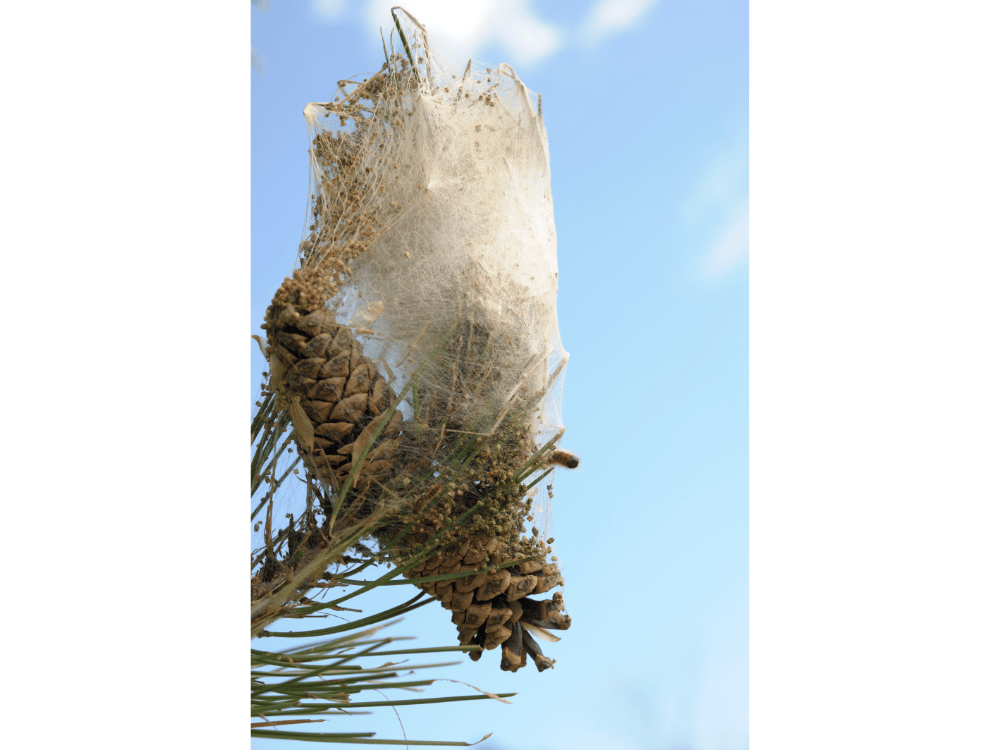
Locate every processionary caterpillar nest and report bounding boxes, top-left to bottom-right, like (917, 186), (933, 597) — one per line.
(262, 8), (574, 672)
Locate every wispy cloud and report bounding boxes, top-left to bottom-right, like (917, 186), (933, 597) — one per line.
(581, 0), (660, 46)
(352, 0), (561, 67)
(701, 197), (749, 281)
(681, 128), (749, 282)
(312, 0), (347, 22)
(682, 144), (748, 226)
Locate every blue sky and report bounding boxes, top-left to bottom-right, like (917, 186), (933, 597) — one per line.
(252, 2), (747, 749)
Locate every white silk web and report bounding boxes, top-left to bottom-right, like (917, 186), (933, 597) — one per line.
(297, 8), (569, 542)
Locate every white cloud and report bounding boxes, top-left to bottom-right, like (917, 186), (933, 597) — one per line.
(361, 0), (561, 67)
(701, 198), (749, 281)
(581, 0), (660, 46)
(311, 0), (348, 22)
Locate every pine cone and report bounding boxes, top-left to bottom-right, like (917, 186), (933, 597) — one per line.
(266, 305), (403, 498)
(401, 531), (571, 673)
